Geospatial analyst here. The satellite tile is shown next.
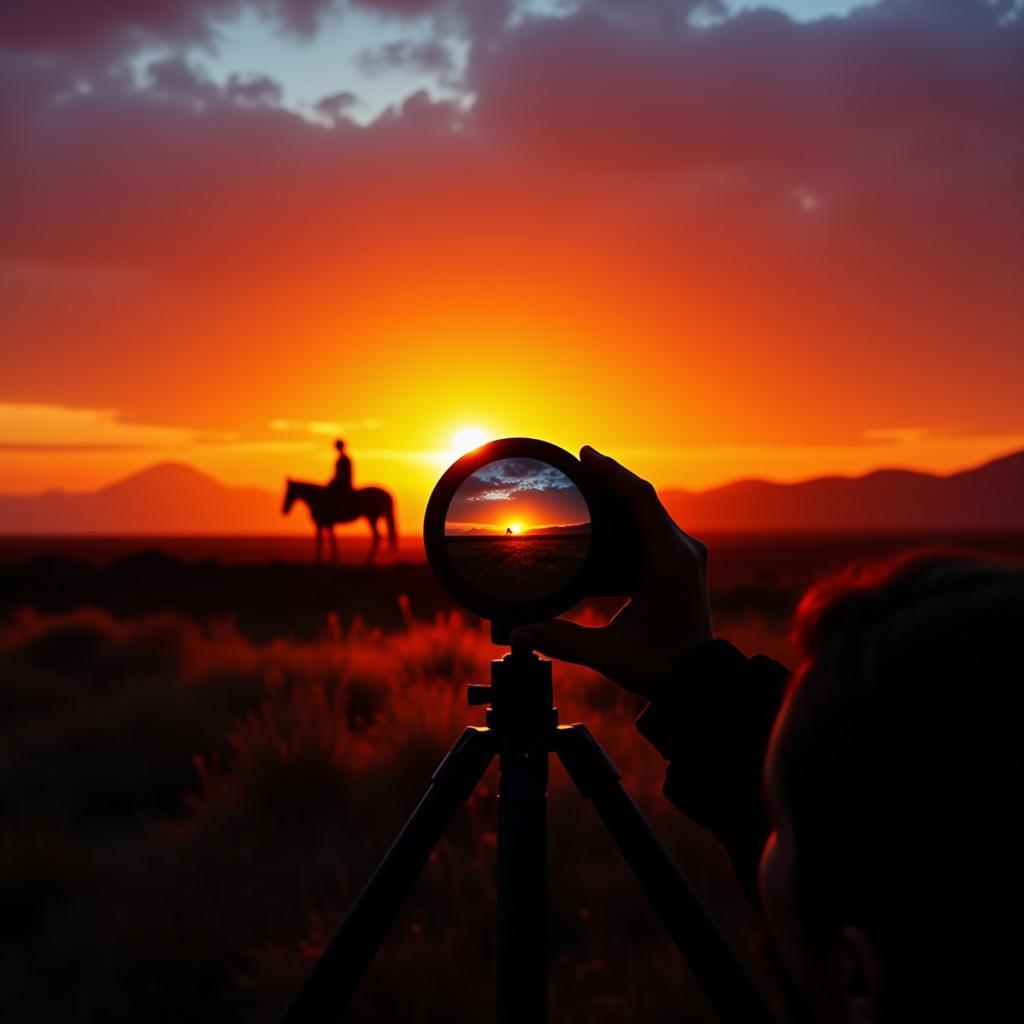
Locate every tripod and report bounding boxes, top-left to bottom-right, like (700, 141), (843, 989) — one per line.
(282, 644), (777, 1024)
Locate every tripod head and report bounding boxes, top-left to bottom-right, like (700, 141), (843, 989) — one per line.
(468, 643), (558, 740)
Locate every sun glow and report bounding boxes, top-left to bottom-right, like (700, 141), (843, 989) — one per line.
(450, 427), (489, 457)
(509, 522), (522, 534)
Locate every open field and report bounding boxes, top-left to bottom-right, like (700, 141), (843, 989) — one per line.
(446, 534), (591, 601)
(2, 604), (767, 1024)
(2, 531), (1022, 1022)
(0, 534), (427, 567)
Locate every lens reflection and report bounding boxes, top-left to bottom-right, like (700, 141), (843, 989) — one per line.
(444, 457), (591, 602)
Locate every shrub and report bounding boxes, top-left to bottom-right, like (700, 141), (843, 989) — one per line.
(0, 605), (782, 1023)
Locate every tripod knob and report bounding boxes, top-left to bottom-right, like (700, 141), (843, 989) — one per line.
(467, 685), (493, 706)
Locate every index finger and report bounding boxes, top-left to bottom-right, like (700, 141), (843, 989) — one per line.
(580, 446), (683, 551)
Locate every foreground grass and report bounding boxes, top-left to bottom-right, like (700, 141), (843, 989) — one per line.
(1, 605), (784, 1023)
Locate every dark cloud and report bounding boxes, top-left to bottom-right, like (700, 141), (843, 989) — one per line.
(137, 56), (282, 110)
(315, 89), (360, 120)
(353, 0), (518, 48)
(225, 72), (284, 107)
(356, 39), (455, 76)
(145, 54), (222, 101)
(0, 0), (1020, 441)
(470, 0), (1024, 172)
(448, 459), (590, 525)
(0, 1), (345, 60)
(0, 0), (516, 60)
(0, 1), (232, 53)
(2, 2), (1019, 271)
(351, 0), (451, 13)
(351, 0), (512, 20)
(459, 458), (579, 497)
(0, 0), (355, 56)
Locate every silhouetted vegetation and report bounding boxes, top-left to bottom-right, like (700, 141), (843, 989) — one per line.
(1, 605), (788, 1022)
(4, 533), (1021, 1021)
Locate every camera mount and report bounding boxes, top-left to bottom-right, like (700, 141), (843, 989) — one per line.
(281, 647), (778, 1023)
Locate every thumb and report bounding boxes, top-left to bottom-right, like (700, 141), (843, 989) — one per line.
(510, 620), (613, 674)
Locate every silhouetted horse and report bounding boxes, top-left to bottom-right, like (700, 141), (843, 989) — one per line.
(282, 480), (397, 565)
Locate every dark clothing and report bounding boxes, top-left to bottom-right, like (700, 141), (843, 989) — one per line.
(635, 638), (789, 906)
(332, 454), (352, 492)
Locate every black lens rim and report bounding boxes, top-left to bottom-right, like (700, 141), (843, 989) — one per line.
(423, 437), (598, 626)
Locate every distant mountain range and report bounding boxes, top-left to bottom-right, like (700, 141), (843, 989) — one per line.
(526, 523), (592, 536)
(0, 463), (282, 534)
(0, 452), (1021, 534)
(660, 450), (1024, 531)
(451, 523), (592, 537)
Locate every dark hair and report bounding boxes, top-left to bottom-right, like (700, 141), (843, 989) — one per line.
(774, 550), (1022, 1014)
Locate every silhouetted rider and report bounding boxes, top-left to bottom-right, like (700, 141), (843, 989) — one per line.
(331, 439), (353, 493)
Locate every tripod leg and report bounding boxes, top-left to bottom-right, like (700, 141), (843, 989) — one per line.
(281, 727), (496, 1023)
(555, 724), (778, 1024)
(497, 732), (548, 1024)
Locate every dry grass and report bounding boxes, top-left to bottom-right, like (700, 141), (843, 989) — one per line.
(0, 603), (787, 1023)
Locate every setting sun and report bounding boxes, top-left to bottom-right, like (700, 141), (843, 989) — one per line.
(509, 523), (522, 534)
(450, 428), (489, 458)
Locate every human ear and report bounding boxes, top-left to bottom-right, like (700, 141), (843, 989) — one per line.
(838, 926), (885, 1024)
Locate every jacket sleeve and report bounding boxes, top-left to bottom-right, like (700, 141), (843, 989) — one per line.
(635, 638), (789, 906)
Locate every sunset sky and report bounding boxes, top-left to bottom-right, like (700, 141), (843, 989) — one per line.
(2, 0), (1022, 531)
(445, 457), (590, 532)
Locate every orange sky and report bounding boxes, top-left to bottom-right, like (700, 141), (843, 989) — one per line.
(1, 1), (1022, 532)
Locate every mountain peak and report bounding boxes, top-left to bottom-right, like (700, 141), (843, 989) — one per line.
(112, 460), (218, 485)
(0, 451), (1021, 534)
(94, 461), (227, 501)
(0, 461), (284, 533)
(660, 449), (1024, 531)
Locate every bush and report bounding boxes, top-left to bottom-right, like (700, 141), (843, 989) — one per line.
(0, 605), (782, 1023)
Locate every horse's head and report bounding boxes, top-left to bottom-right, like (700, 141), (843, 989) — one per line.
(282, 478), (296, 516)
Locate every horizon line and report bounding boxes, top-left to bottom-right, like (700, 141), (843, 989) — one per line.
(2, 444), (1021, 500)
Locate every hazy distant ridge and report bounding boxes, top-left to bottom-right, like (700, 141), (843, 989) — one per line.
(450, 523), (592, 537)
(660, 451), (1024, 530)
(0, 463), (281, 534)
(525, 522), (591, 536)
(0, 453), (1021, 534)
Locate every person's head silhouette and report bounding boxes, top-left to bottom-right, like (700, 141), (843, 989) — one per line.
(335, 439), (346, 454)
(761, 552), (1020, 1022)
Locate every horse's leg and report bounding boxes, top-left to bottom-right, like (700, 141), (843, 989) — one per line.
(383, 497), (398, 552)
(328, 525), (338, 565)
(365, 516), (380, 566)
(314, 526), (323, 564)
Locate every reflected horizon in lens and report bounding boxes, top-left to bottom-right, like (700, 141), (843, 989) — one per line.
(445, 457), (590, 602)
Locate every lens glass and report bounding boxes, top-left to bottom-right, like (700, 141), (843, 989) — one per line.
(444, 457), (591, 602)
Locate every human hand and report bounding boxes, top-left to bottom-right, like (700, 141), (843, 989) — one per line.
(510, 446), (712, 698)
